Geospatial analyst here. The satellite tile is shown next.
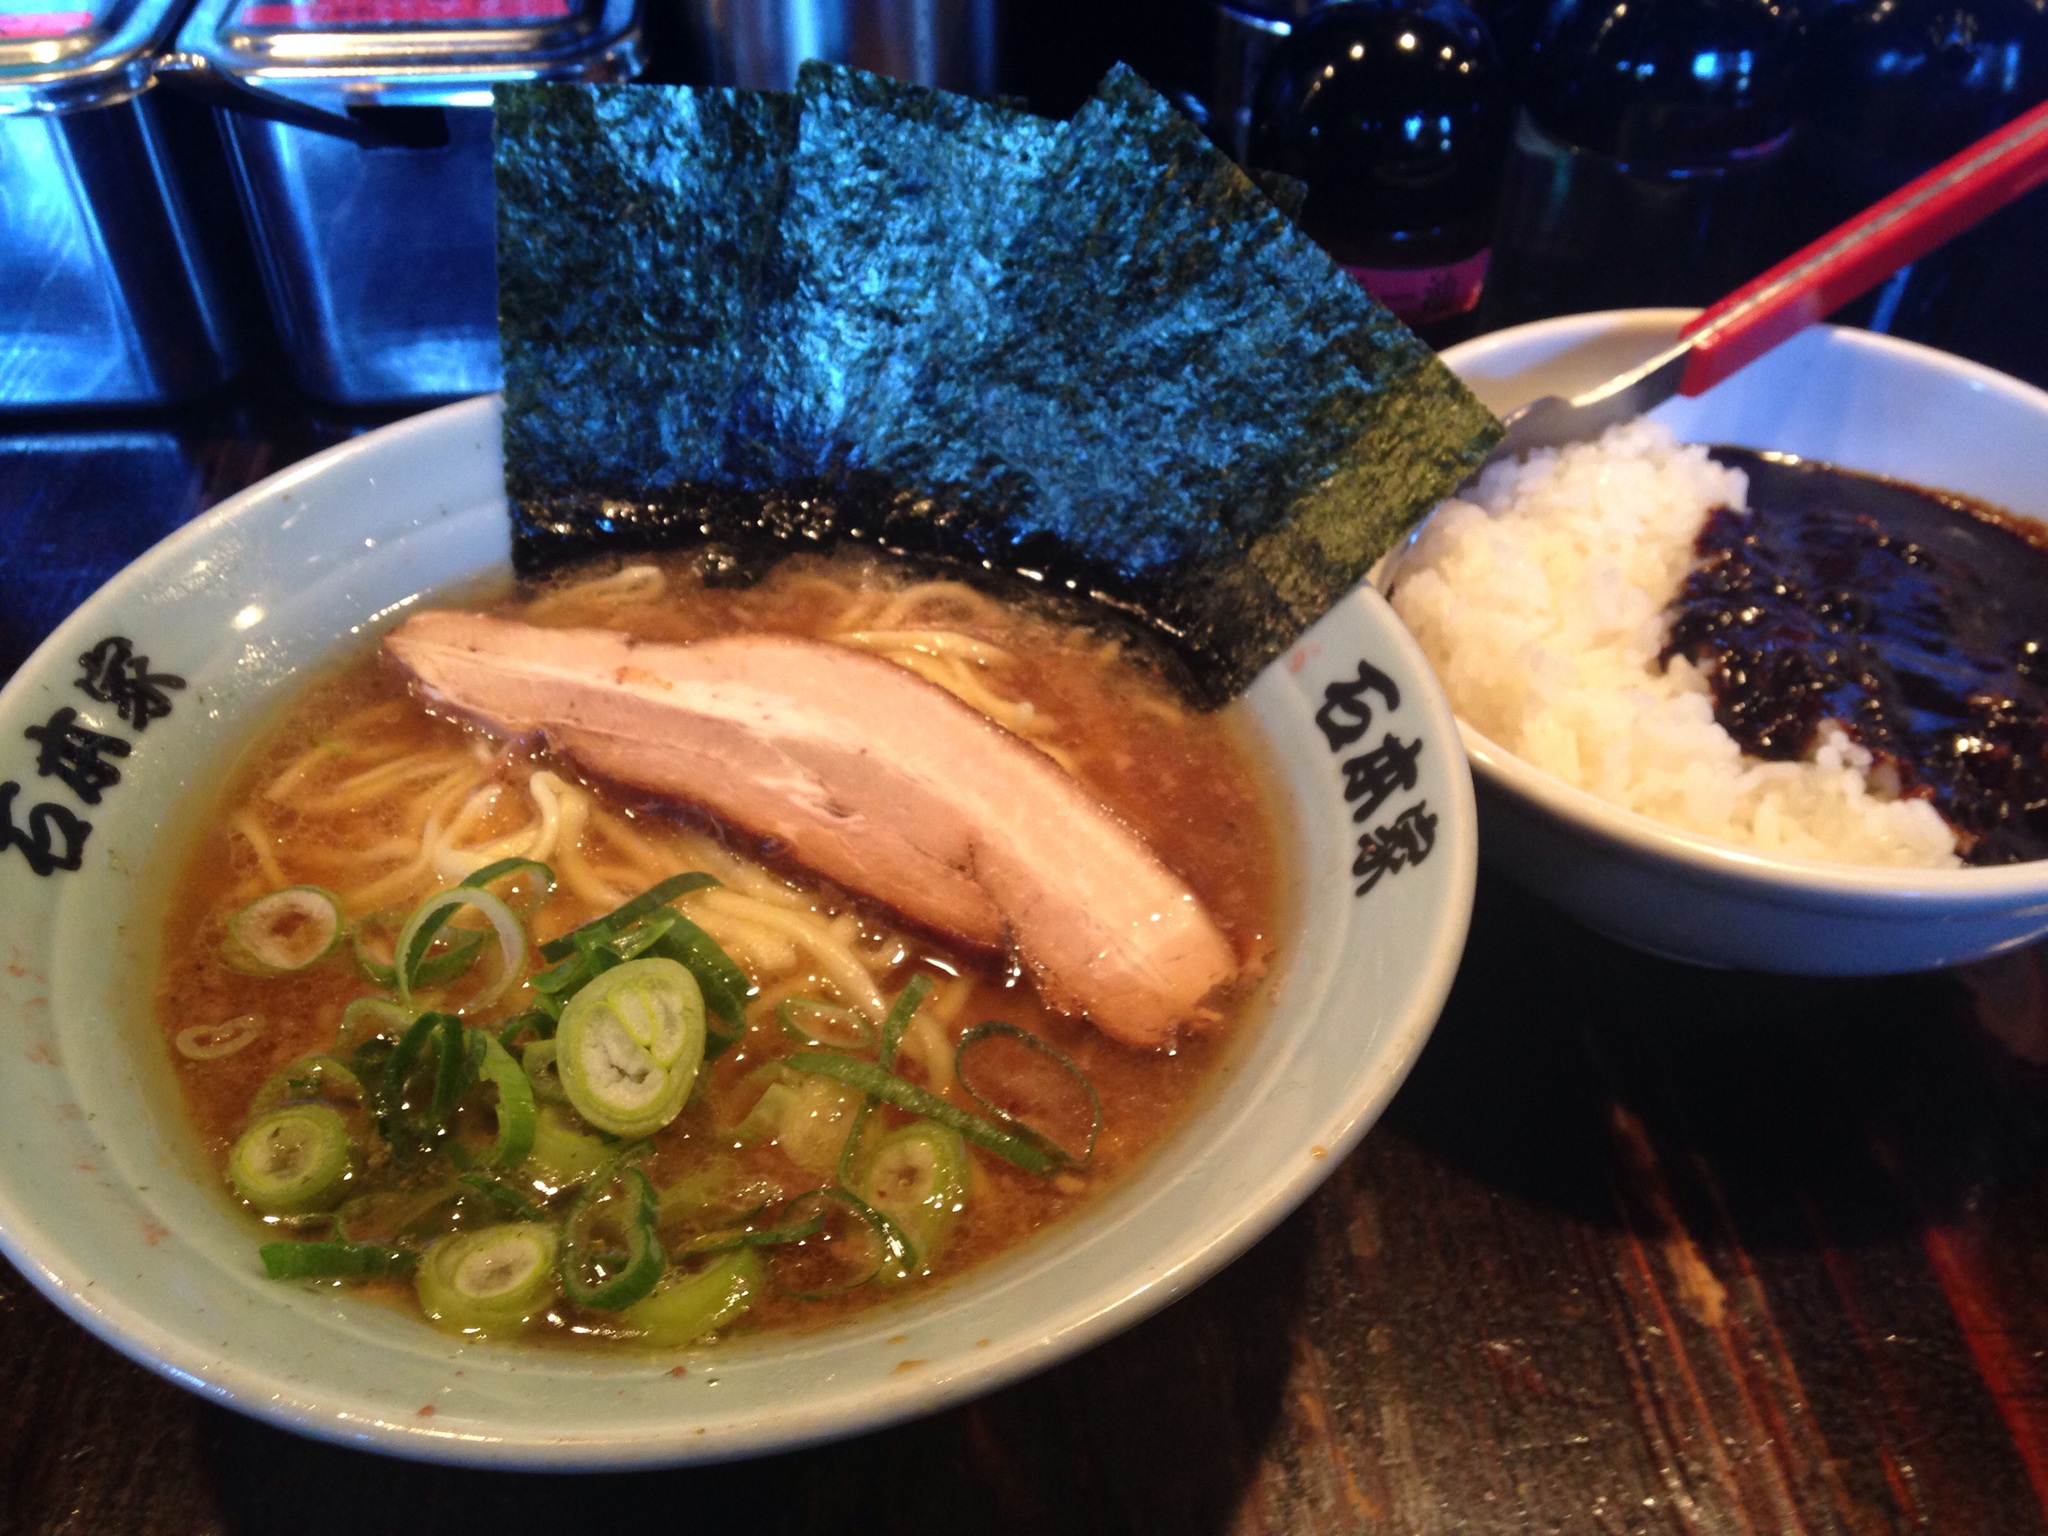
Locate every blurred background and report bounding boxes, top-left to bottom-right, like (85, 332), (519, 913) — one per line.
(3, 0), (2045, 432)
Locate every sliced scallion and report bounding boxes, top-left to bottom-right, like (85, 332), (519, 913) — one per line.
(955, 1021), (1102, 1166)
(537, 872), (720, 962)
(260, 1239), (416, 1281)
(620, 1250), (760, 1346)
(460, 856), (556, 912)
(523, 1103), (612, 1192)
(555, 957), (705, 1138)
(763, 1188), (912, 1299)
(221, 886), (344, 976)
(393, 886), (525, 1011)
(416, 1223), (560, 1333)
(477, 1034), (538, 1168)
(249, 1053), (364, 1118)
(457, 1171), (549, 1221)
(334, 996), (411, 1057)
(228, 1103), (355, 1214)
(560, 1162), (664, 1311)
(520, 1037), (570, 1104)
(351, 907), (484, 991)
(782, 1052), (1062, 1176)
(175, 1013), (265, 1061)
(857, 1121), (970, 1278)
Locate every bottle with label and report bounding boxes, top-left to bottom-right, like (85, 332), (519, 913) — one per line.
(1483, 0), (1806, 326)
(1248, 0), (1510, 347)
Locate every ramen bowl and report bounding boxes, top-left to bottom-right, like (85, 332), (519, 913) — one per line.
(1381, 309), (2048, 974)
(0, 397), (1476, 1468)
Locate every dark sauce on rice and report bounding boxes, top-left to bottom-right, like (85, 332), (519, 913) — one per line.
(1662, 449), (2048, 864)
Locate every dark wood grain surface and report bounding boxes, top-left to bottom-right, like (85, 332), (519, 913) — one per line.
(5, 424), (2048, 1536)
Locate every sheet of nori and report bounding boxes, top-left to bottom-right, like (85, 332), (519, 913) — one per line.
(494, 67), (1501, 703)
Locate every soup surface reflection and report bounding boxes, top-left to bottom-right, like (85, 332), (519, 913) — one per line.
(155, 554), (1286, 1345)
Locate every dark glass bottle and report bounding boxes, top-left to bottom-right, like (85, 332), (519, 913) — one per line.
(1249, 0), (1510, 345)
(1789, 0), (2048, 387)
(1483, 0), (1807, 325)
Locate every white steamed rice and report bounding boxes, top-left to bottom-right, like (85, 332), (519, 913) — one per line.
(1389, 419), (1962, 869)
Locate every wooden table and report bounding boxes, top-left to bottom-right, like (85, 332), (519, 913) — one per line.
(5, 418), (2047, 1535)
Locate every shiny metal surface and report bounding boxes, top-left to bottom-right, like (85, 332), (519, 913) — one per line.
(172, 0), (639, 404)
(686, 0), (995, 93)
(0, 94), (237, 407)
(1477, 337), (1693, 469)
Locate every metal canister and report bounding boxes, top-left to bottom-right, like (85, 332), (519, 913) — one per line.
(1, 0), (238, 408)
(167, 0), (638, 404)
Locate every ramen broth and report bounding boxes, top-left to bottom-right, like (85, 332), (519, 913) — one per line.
(155, 554), (1285, 1343)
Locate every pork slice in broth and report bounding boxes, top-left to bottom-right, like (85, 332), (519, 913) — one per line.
(384, 612), (1239, 1047)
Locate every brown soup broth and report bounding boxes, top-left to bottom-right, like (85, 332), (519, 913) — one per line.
(154, 553), (1287, 1342)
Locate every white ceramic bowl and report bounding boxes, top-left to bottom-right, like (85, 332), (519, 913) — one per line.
(1387, 309), (2048, 974)
(0, 396), (1475, 1468)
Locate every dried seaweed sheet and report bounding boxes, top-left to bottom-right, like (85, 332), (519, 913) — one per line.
(494, 67), (1500, 703)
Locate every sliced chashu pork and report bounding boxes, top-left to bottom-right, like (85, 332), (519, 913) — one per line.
(384, 611), (1237, 1047)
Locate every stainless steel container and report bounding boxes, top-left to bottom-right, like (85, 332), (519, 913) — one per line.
(684, 0), (995, 94)
(169, 0), (639, 403)
(0, 0), (237, 408)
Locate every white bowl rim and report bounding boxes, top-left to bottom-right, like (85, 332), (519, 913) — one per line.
(0, 395), (1478, 1467)
(1421, 313), (2048, 910)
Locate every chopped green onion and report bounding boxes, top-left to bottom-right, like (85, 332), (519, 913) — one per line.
(524, 1104), (613, 1192)
(175, 1013), (265, 1061)
(520, 1037), (570, 1104)
(228, 1104), (355, 1214)
(955, 1021), (1103, 1165)
(858, 1121), (970, 1278)
(620, 1250), (761, 1345)
(458, 1171), (549, 1221)
(671, 1209), (824, 1259)
(460, 856), (557, 912)
(560, 1163), (664, 1311)
(836, 974), (933, 1189)
(393, 886), (525, 1011)
(351, 907), (486, 990)
(335, 997), (411, 1057)
(336, 1182), (459, 1244)
(655, 1160), (781, 1233)
(555, 957), (705, 1138)
(644, 916), (750, 1035)
(783, 1052), (1062, 1176)
(776, 997), (875, 1050)
(537, 872), (720, 962)
(497, 1008), (554, 1051)
(260, 1239), (416, 1281)
(249, 1053), (364, 1118)
(477, 1034), (538, 1168)
(730, 1078), (800, 1145)
(416, 1223), (560, 1333)
(221, 886), (344, 976)
(763, 1188), (912, 1299)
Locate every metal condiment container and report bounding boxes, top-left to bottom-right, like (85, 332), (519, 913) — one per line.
(168, 0), (639, 403)
(1, 0), (237, 408)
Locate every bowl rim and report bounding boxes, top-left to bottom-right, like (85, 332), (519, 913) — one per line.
(1419, 313), (2048, 908)
(0, 395), (1478, 1467)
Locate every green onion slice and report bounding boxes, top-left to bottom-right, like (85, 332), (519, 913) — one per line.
(783, 1052), (1062, 1176)
(457, 1171), (549, 1222)
(335, 997), (412, 1057)
(655, 1160), (782, 1234)
(776, 997), (875, 1050)
(730, 1078), (800, 1145)
(560, 1163), (664, 1311)
(537, 872), (720, 962)
(858, 1121), (970, 1278)
(763, 1188), (913, 1299)
(228, 1103), (355, 1215)
(336, 1182), (459, 1244)
(460, 856), (557, 913)
(221, 886), (345, 976)
(955, 1021), (1102, 1166)
(555, 957), (705, 1138)
(249, 1053), (364, 1118)
(644, 916), (751, 1038)
(416, 1223), (560, 1333)
(260, 1239), (416, 1281)
(671, 1209), (824, 1259)
(524, 1103), (613, 1193)
(836, 974), (934, 1189)
(477, 1034), (538, 1168)
(619, 1249), (760, 1346)
(520, 1037), (570, 1104)
(394, 887), (525, 1011)
(351, 907), (484, 991)
(175, 1013), (265, 1061)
